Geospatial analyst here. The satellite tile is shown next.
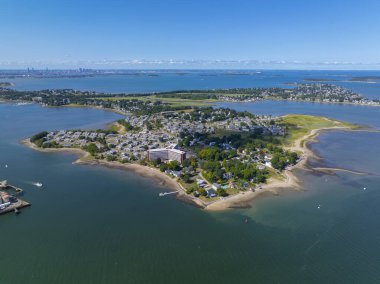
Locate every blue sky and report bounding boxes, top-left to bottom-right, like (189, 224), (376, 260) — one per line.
(1, 0), (380, 69)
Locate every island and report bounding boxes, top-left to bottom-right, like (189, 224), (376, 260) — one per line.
(348, 76), (380, 83)
(23, 103), (356, 210)
(0, 82), (13, 87)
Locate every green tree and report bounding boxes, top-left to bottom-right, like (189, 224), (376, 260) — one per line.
(83, 143), (99, 156)
(217, 188), (228, 197)
(198, 188), (207, 196)
(30, 131), (48, 143)
(167, 161), (180, 171)
(160, 163), (168, 172)
(182, 174), (191, 183)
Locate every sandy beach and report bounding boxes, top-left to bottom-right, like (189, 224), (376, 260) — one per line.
(21, 138), (206, 208)
(204, 122), (355, 211)
(22, 138), (91, 159)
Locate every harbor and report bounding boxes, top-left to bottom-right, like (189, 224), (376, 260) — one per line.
(0, 180), (30, 215)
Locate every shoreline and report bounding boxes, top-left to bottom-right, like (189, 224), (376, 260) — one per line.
(205, 121), (356, 211)
(21, 121), (355, 211)
(219, 98), (380, 108)
(3, 96), (380, 111)
(21, 138), (207, 208)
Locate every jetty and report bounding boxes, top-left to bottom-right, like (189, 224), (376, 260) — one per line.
(0, 180), (30, 215)
(159, 190), (180, 197)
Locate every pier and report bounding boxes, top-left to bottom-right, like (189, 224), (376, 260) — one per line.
(159, 190), (180, 197)
(0, 199), (30, 215)
(0, 180), (31, 215)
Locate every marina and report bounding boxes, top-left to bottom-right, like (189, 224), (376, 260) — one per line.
(0, 180), (30, 215)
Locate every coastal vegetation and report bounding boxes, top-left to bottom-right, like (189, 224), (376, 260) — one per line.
(30, 131), (49, 147)
(278, 115), (356, 146)
(1, 83), (379, 111)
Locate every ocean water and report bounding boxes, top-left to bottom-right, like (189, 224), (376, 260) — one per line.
(1, 73), (380, 283)
(4, 70), (380, 99)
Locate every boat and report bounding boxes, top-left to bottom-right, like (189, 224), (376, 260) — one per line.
(34, 182), (43, 188)
(16, 102), (33, 106)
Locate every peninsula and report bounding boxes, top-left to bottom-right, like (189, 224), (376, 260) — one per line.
(1, 83), (380, 108)
(0, 82), (13, 87)
(24, 103), (356, 210)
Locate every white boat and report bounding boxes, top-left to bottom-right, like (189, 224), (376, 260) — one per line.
(16, 102), (32, 106)
(34, 182), (43, 188)
(0, 202), (11, 210)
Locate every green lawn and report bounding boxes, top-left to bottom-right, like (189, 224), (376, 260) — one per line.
(95, 95), (217, 107)
(279, 114), (355, 146)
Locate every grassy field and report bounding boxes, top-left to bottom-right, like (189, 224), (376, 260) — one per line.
(92, 91), (258, 107)
(279, 114), (355, 146)
(108, 122), (126, 134)
(267, 168), (285, 181)
(95, 95), (217, 107)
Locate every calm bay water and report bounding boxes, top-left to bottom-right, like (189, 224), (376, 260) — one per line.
(1, 72), (380, 283)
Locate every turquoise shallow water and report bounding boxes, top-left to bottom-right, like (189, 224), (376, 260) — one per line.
(1, 83), (380, 283)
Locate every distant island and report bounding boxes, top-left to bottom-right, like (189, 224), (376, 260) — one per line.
(23, 104), (355, 210)
(0, 69), (163, 79)
(0, 82), (14, 87)
(303, 78), (339, 82)
(348, 76), (380, 83)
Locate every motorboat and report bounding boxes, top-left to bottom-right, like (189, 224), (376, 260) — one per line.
(34, 182), (43, 188)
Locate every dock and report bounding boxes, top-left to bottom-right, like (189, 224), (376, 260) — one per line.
(0, 199), (31, 215)
(0, 180), (30, 215)
(159, 190), (180, 197)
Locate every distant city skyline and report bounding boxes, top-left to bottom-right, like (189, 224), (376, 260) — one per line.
(1, 0), (380, 69)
